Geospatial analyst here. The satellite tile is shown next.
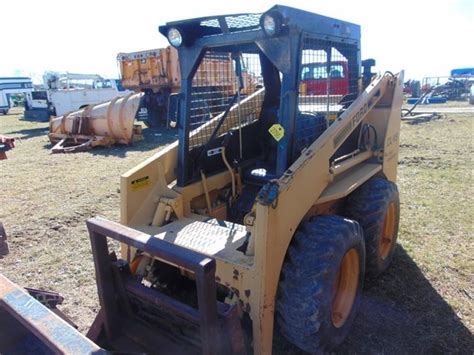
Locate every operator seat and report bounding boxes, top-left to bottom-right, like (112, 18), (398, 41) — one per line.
(243, 108), (279, 185)
(243, 111), (327, 185)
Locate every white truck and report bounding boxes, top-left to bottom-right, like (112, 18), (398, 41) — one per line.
(0, 77), (33, 115)
(25, 72), (132, 120)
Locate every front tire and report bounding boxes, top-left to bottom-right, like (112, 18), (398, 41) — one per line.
(276, 215), (365, 353)
(345, 177), (400, 277)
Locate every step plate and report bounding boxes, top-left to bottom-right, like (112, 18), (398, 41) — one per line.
(138, 218), (249, 262)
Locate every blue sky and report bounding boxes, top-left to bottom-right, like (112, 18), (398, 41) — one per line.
(0, 0), (472, 82)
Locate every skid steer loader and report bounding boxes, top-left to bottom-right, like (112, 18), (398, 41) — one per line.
(0, 5), (403, 354)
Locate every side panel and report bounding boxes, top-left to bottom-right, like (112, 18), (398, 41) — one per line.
(382, 72), (404, 182)
(121, 142), (179, 227)
(363, 71), (403, 182)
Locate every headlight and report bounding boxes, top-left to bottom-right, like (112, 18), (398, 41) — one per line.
(167, 28), (183, 47)
(260, 12), (282, 37)
(263, 15), (276, 35)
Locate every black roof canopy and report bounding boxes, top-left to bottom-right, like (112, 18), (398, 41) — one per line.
(159, 5), (360, 46)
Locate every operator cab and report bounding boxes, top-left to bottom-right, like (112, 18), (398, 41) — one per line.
(160, 5), (362, 223)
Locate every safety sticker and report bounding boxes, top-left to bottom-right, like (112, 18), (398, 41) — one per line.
(327, 113), (337, 121)
(131, 176), (150, 191)
(269, 124), (285, 142)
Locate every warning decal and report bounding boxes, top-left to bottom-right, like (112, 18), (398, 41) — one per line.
(268, 124), (285, 142)
(131, 176), (150, 191)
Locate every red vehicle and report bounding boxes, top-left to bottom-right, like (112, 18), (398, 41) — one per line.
(300, 61), (349, 95)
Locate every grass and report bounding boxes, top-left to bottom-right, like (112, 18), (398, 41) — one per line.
(0, 108), (177, 328)
(0, 107), (472, 353)
(343, 111), (473, 352)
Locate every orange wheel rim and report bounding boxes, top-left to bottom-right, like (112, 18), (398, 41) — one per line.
(331, 248), (360, 328)
(379, 202), (397, 260)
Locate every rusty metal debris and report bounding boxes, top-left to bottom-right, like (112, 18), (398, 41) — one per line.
(0, 274), (105, 353)
(0, 136), (15, 160)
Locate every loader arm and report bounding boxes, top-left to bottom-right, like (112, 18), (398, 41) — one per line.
(248, 71), (404, 354)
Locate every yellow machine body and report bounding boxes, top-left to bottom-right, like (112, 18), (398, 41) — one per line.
(119, 72), (403, 353)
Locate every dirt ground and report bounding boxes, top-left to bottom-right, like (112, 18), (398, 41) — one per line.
(1, 106), (473, 353)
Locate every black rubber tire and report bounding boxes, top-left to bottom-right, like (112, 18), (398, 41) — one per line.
(276, 215), (366, 353)
(345, 177), (400, 277)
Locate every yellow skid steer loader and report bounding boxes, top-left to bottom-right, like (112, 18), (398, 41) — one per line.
(0, 5), (403, 354)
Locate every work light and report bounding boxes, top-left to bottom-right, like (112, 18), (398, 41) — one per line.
(260, 12), (282, 36)
(167, 28), (183, 48)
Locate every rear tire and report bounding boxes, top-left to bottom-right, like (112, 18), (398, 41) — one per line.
(345, 177), (400, 277)
(276, 215), (365, 353)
